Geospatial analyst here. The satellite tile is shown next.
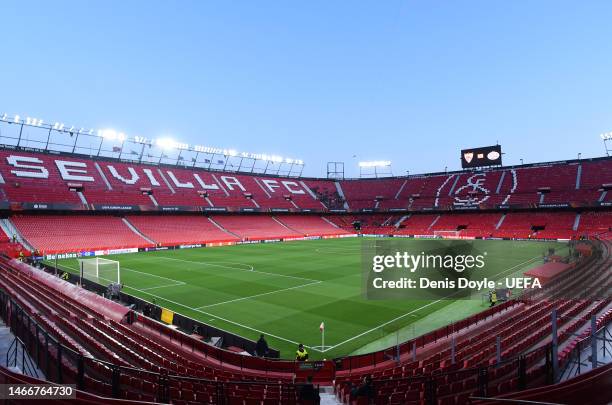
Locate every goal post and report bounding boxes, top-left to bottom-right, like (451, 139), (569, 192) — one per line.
(78, 258), (121, 285)
(433, 230), (461, 239)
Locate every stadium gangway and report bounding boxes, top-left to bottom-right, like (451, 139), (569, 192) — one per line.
(5, 335), (41, 379)
(558, 316), (612, 382)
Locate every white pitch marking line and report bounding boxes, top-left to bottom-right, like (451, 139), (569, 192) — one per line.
(321, 255), (541, 352)
(141, 282), (186, 291)
(54, 263), (119, 285)
(122, 266), (188, 284)
(58, 263), (186, 292)
(314, 247), (362, 254)
(156, 256), (320, 283)
(59, 263), (308, 350)
(197, 280), (322, 309)
(124, 282), (306, 348)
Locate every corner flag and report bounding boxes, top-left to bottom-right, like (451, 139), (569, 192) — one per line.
(320, 321), (325, 351)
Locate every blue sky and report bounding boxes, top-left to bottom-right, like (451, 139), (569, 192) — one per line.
(1, 1), (611, 177)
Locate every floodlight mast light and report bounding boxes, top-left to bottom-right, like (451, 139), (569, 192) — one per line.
(0, 112), (306, 176)
(358, 160), (393, 178)
(358, 160), (392, 168)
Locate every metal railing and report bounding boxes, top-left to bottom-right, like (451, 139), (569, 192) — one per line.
(6, 335), (40, 379)
(559, 321), (612, 381)
(0, 288), (303, 404)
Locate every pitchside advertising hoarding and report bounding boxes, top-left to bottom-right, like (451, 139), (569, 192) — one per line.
(461, 145), (502, 168)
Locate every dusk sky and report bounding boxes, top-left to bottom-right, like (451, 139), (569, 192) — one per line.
(2, 1), (611, 177)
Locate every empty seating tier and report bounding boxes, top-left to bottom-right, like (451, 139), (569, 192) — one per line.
(11, 215), (153, 254)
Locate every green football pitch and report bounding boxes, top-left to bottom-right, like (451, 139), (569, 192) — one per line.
(49, 238), (567, 359)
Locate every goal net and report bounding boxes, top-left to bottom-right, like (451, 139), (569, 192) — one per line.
(433, 230), (461, 239)
(78, 258), (121, 284)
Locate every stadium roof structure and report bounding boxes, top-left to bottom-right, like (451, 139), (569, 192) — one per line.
(0, 114), (305, 177)
(3, 112), (612, 184)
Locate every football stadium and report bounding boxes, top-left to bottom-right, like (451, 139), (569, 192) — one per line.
(1, 2), (611, 405)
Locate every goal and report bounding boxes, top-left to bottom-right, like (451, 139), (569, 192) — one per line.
(433, 230), (461, 239)
(78, 258), (121, 284)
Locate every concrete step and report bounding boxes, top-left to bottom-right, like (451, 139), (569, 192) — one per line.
(319, 386), (341, 405)
(0, 322), (45, 380)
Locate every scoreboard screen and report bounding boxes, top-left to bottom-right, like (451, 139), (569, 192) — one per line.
(461, 145), (502, 168)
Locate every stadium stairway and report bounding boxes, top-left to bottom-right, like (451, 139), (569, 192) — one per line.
(207, 216), (242, 239)
(319, 386), (342, 405)
(334, 181), (350, 210)
(271, 216), (301, 234)
(0, 218), (34, 252)
(122, 217), (157, 245)
(0, 320), (44, 379)
(10, 215), (155, 254)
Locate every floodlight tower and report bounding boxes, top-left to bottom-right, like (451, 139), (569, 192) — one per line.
(601, 132), (612, 156)
(327, 162), (345, 179)
(358, 161), (393, 178)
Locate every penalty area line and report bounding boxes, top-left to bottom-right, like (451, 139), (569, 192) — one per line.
(141, 282), (187, 291)
(196, 280), (322, 309)
(122, 266), (188, 284)
(156, 256), (321, 283)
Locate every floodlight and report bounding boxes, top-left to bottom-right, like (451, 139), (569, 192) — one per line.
(0, 112), (305, 170)
(156, 137), (176, 150)
(358, 160), (391, 167)
(100, 129), (118, 140)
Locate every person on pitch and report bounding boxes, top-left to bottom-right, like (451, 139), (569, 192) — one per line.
(296, 343), (309, 361)
(490, 290), (498, 307)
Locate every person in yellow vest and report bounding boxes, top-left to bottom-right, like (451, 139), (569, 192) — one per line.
(296, 344), (309, 361)
(490, 290), (497, 307)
